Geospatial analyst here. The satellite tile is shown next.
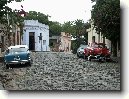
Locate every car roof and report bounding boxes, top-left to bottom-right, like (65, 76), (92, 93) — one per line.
(80, 45), (88, 47)
(8, 45), (28, 49)
(15, 45), (28, 49)
(8, 46), (17, 49)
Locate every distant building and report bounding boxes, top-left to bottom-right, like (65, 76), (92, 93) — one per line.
(22, 20), (50, 51)
(59, 32), (71, 52)
(49, 36), (60, 52)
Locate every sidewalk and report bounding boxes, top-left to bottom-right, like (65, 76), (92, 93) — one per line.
(111, 57), (120, 63)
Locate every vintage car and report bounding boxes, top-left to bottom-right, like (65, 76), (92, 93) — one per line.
(84, 43), (111, 62)
(4, 45), (32, 69)
(77, 45), (88, 58)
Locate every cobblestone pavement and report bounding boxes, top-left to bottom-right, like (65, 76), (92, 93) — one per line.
(0, 52), (120, 90)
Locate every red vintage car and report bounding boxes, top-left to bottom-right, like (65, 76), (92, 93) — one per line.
(84, 43), (111, 61)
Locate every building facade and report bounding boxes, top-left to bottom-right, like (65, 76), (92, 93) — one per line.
(59, 32), (71, 52)
(22, 20), (50, 51)
(87, 20), (120, 57)
(87, 20), (111, 50)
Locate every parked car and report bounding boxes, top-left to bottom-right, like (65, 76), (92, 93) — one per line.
(84, 43), (111, 61)
(77, 45), (88, 58)
(4, 45), (32, 69)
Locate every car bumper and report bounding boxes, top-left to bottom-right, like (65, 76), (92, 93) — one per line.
(5, 59), (31, 65)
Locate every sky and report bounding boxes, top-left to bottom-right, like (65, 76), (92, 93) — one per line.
(8, 0), (93, 24)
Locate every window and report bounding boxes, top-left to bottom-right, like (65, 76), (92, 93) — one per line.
(43, 40), (46, 45)
(92, 36), (95, 42)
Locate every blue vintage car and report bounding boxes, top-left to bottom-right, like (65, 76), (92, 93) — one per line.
(4, 45), (32, 69)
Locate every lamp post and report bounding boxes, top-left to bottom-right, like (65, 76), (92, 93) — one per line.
(38, 33), (43, 51)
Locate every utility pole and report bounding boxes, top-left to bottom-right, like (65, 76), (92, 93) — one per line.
(38, 33), (43, 51)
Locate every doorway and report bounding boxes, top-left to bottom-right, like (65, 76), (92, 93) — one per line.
(29, 32), (35, 50)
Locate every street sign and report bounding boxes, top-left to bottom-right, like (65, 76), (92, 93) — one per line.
(39, 36), (42, 40)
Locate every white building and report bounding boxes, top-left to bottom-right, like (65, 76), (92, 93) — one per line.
(87, 20), (111, 51)
(22, 20), (50, 51)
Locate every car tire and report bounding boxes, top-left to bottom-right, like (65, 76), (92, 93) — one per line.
(84, 55), (88, 60)
(6, 64), (10, 69)
(26, 62), (31, 66)
(28, 63), (31, 66)
(77, 53), (80, 58)
(98, 59), (102, 62)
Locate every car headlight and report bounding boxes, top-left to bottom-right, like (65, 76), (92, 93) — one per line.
(27, 53), (31, 58)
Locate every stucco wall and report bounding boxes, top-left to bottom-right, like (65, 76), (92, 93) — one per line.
(87, 21), (111, 50)
(22, 20), (50, 51)
(59, 32), (71, 52)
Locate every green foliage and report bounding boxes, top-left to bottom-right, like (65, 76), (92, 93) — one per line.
(74, 19), (84, 36)
(70, 19), (90, 54)
(61, 21), (75, 35)
(0, 0), (24, 19)
(71, 40), (78, 54)
(91, 0), (120, 41)
(49, 21), (62, 36)
(24, 11), (50, 25)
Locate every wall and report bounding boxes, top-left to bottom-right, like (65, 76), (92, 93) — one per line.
(87, 21), (111, 50)
(22, 20), (50, 51)
(59, 32), (71, 52)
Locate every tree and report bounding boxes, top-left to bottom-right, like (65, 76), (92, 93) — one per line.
(61, 21), (75, 35)
(91, 0), (120, 56)
(24, 11), (50, 25)
(71, 19), (85, 54)
(0, 0), (24, 46)
(49, 21), (62, 36)
(0, 0), (23, 20)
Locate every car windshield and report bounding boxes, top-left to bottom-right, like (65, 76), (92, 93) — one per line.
(80, 45), (87, 49)
(9, 48), (28, 53)
(92, 44), (103, 48)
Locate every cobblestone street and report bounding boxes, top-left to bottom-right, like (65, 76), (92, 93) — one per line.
(0, 52), (120, 90)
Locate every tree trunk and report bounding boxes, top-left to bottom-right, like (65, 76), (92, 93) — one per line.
(112, 40), (117, 57)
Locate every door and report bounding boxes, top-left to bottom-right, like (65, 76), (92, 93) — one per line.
(29, 32), (35, 50)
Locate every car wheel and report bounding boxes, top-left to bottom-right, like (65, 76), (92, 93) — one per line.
(106, 58), (111, 62)
(98, 58), (102, 62)
(84, 55), (88, 60)
(6, 64), (10, 69)
(77, 53), (80, 58)
(26, 62), (31, 66)
(28, 63), (31, 66)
